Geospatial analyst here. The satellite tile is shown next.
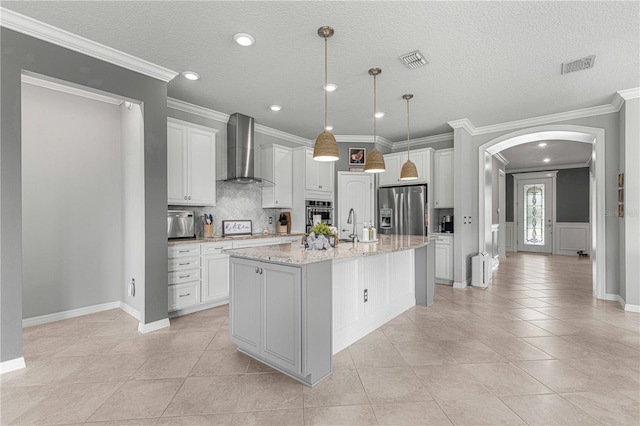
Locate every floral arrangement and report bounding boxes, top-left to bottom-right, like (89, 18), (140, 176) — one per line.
(307, 223), (338, 250)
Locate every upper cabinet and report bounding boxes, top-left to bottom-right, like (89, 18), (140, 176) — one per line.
(434, 148), (454, 208)
(167, 118), (217, 206)
(379, 147), (432, 187)
(262, 144), (293, 208)
(302, 148), (334, 199)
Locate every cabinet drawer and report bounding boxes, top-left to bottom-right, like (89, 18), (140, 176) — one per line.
(168, 256), (200, 272)
(169, 268), (201, 285)
(168, 244), (200, 258)
(435, 236), (452, 245)
(169, 281), (201, 311)
(201, 241), (233, 255)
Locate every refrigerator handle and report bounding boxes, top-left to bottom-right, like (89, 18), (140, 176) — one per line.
(399, 192), (405, 236)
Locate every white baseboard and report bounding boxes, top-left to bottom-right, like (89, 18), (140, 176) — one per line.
(119, 302), (141, 321)
(453, 280), (468, 289)
(138, 318), (170, 333)
(605, 293), (621, 302)
(604, 293), (640, 312)
(22, 301), (121, 328)
(1, 357), (26, 374)
(624, 303), (640, 313)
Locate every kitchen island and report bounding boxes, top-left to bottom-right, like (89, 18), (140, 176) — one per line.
(224, 234), (435, 386)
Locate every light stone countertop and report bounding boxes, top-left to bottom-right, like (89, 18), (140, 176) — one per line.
(168, 233), (305, 245)
(223, 234), (436, 265)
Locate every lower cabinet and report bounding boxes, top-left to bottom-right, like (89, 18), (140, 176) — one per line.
(229, 257), (331, 386)
(435, 234), (453, 283)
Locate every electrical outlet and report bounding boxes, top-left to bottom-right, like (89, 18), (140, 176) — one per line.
(364, 289), (368, 302)
(269, 217), (273, 224)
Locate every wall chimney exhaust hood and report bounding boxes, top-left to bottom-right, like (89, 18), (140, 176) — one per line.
(225, 113), (263, 183)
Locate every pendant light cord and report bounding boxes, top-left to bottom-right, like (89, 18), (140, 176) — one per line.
(373, 74), (377, 144)
(406, 97), (411, 160)
(324, 37), (328, 130)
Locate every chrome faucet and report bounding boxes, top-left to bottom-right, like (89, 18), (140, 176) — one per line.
(347, 208), (358, 243)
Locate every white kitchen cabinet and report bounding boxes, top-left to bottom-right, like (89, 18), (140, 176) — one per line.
(379, 148), (432, 187)
(262, 144), (293, 208)
(435, 234), (453, 283)
(168, 243), (201, 311)
(201, 241), (233, 303)
(167, 118), (217, 206)
(434, 148), (454, 208)
(304, 148), (334, 196)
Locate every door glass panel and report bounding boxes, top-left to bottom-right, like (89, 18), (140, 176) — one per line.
(524, 184), (544, 246)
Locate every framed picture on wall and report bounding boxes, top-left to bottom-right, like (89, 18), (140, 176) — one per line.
(349, 148), (366, 165)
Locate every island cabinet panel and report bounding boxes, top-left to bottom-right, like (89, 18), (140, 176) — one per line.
(261, 264), (301, 375)
(229, 257), (332, 387)
(229, 259), (260, 353)
(332, 259), (361, 333)
(363, 255), (390, 317)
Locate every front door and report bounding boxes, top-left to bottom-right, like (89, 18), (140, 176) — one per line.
(516, 177), (554, 253)
(337, 172), (374, 240)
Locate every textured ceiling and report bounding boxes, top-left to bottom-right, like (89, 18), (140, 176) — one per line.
(3, 1), (639, 144)
(501, 140), (592, 172)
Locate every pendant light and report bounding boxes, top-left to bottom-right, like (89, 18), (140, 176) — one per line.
(364, 68), (386, 173)
(313, 26), (339, 162)
(400, 94), (418, 180)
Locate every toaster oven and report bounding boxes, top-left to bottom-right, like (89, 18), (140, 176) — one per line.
(167, 210), (195, 239)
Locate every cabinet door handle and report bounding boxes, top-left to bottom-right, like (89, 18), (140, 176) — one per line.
(178, 250), (190, 253)
(259, 268), (263, 275)
(184, 196), (188, 200)
(188, 196), (192, 200)
(319, 185), (322, 189)
(178, 262), (190, 266)
(255, 267), (260, 273)
(179, 293), (191, 298)
(179, 275), (191, 279)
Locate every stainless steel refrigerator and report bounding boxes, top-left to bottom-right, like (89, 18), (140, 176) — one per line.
(378, 185), (429, 236)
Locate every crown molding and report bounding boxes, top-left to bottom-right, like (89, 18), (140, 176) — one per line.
(494, 152), (510, 166)
(21, 72), (123, 105)
(616, 87), (640, 102)
(393, 132), (454, 149)
(0, 7), (178, 82)
(168, 97), (311, 146)
(447, 118), (476, 134)
(167, 97), (229, 122)
(255, 124), (312, 147)
(506, 162), (589, 174)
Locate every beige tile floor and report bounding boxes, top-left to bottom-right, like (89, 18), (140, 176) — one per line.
(2, 252), (639, 425)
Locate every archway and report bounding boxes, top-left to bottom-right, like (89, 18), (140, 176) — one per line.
(478, 125), (605, 299)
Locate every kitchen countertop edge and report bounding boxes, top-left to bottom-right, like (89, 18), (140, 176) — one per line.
(168, 233), (305, 245)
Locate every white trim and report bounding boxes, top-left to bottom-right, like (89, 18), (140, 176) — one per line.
(512, 170), (559, 180)
(168, 298), (228, 318)
(0, 357), (26, 374)
(494, 153), (509, 166)
(453, 280), (468, 289)
(0, 7), (177, 82)
(393, 133), (454, 149)
(625, 304), (640, 313)
(506, 162), (590, 174)
(604, 293), (620, 302)
(21, 72), (123, 105)
(167, 116), (219, 134)
(137, 318), (170, 333)
(605, 293), (640, 313)
(335, 135), (393, 149)
(513, 171), (557, 254)
(119, 302), (141, 321)
(504, 222), (515, 252)
(448, 94), (634, 136)
(256, 123), (311, 147)
(22, 301), (121, 328)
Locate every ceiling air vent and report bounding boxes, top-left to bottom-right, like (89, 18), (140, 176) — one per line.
(561, 55), (596, 74)
(399, 50), (428, 69)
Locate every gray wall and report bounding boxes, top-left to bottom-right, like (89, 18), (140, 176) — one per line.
(21, 83), (123, 318)
(556, 168), (590, 222)
(1, 28), (168, 363)
(333, 142), (376, 224)
(505, 167), (590, 224)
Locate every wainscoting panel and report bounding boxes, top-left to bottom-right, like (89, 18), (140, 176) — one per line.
(554, 223), (590, 256)
(505, 222), (514, 252)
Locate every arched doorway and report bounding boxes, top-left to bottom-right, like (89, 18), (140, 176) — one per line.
(478, 125), (605, 299)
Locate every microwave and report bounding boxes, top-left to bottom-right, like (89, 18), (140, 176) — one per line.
(168, 210), (195, 239)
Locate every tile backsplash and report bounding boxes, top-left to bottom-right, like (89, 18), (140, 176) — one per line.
(171, 181), (282, 237)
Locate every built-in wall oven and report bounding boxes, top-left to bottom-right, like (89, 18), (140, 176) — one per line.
(306, 200), (333, 233)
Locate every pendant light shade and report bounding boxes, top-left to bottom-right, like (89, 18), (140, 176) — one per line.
(400, 93), (418, 180)
(365, 68), (386, 173)
(313, 26), (339, 162)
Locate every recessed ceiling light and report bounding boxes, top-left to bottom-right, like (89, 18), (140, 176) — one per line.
(543, 158), (551, 162)
(538, 142), (547, 147)
(233, 33), (255, 46)
(268, 105), (282, 111)
(182, 71), (200, 81)
(324, 83), (338, 92)
(325, 125), (333, 131)
(374, 112), (385, 118)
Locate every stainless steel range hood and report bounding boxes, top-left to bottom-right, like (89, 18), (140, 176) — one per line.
(225, 113), (262, 183)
